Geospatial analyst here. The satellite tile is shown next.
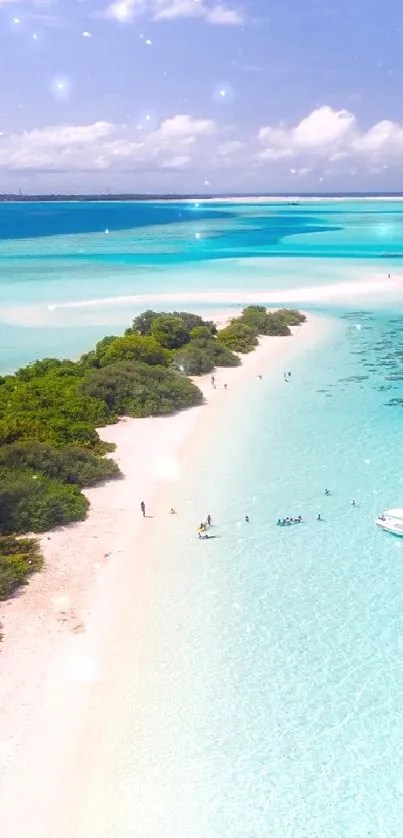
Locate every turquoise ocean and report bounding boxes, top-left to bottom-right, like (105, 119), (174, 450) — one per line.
(4, 200), (403, 835)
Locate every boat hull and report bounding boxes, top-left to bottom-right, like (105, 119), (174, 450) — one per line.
(376, 519), (403, 537)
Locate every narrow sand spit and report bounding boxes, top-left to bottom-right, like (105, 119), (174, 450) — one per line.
(0, 313), (328, 838)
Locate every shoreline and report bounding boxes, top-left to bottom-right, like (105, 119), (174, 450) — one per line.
(0, 312), (330, 837)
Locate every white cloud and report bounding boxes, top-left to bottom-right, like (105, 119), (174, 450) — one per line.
(0, 115), (217, 173)
(157, 113), (216, 138)
(160, 155), (191, 168)
(216, 139), (243, 156)
(102, 0), (243, 25)
(258, 105), (403, 163)
(4, 104), (403, 192)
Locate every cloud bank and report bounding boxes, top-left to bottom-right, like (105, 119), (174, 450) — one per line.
(1, 106), (402, 190)
(258, 106), (403, 163)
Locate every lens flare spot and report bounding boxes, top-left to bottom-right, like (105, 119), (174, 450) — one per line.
(153, 457), (180, 481)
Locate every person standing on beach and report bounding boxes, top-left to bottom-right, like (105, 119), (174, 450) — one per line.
(140, 501), (146, 517)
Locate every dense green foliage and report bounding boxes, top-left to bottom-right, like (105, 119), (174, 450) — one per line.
(0, 535), (43, 600)
(173, 344), (216, 375)
(241, 305), (306, 337)
(0, 470), (89, 535)
(0, 442), (120, 487)
(96, 334), (170, 367)
(81, 361), (204, 417)
(151, 314), (191, 349)
(173, 332), (241, 374)
(217, 320), (259, 353)
(126, 309), (216, 339)
(280, 308), (307, 325)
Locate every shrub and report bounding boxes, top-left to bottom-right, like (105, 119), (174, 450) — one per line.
(15, 358), (82, 381)
(151, 314), (190, 349)
(98, 334), (170, 367)
(126, 309), (160, 336)
(240, 306), (306, 335)
(189, 325), (215, 341)
(210, 341), (241, 367)
(217, 321), (259, 353)
(241, 305), (270, 334)
(0, 414), (108, 452)
(278, 308), (306, 325)
(262, 312), (291, 336)
(173, 344), (216, 376)
(0, 375), (111, 451)
(0, 442), (121, 487)
(173, 312), (216, 334)
(0, 536), (43, 600)
(0, 470), (89, 535)
(81, 361), (203, 417)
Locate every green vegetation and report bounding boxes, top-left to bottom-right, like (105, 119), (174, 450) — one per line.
(240, 306), (306, 337)
(95, 334), (170, 368)
(81, 361), (203, 417)
(217, 320), (259, 353)
(0, 470), (89, 535)
(0, 306), (305, 602)
(126, 309), (217, 339)
(0, 442), (120, 487)
(0, 535), (43, 600)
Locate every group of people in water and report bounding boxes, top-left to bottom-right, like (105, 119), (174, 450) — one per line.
(276, 490), (357, 526)
(143, 488), (358, 538)
(277, 516), (302, 526)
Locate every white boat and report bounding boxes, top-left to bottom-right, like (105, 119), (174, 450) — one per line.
(376, 508), (403, 537)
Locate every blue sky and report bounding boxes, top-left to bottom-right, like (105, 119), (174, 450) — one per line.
(0, 0), (401, 193)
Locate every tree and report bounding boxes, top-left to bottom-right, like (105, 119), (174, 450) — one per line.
(98, 334), (170, 367)
(0, 442), (121, 487)
(189, 325), (214, 341)
(125, 309), (160, 336)
(151, 314), (190, 349)
(263, 312), (291, 336)
(279, 308), (306, 325)
(0, 470), (89, 535)
(15, 358), (81, 381)
(81, 361), (203, 417)
(241, 305), (269, 334)
(173, 344), (215, 376)
(210, 341), (241, 367)
(217, 321), (259, 353)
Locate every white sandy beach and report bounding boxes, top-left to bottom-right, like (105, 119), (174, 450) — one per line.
(0, 312), (328, 838)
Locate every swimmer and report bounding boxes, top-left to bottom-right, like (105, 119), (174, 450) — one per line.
(245, 515), (250, 523)
(317, 513), (321, 521)
(350, 498), (356, 506)
(325, 489), (330, 496)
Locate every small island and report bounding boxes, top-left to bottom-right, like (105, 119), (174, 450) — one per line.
(0, 306), (305, 601)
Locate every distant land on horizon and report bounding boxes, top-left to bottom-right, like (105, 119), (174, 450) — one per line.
(2, 192), (403, 203)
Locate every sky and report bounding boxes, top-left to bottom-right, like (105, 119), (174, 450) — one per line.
(0, 0), (402, 193)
